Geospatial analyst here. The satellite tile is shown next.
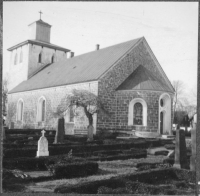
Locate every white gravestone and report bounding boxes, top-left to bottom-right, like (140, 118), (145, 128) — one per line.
(36, 130), (49, 157)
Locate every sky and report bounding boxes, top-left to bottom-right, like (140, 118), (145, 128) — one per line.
(3, 2), (198, 104)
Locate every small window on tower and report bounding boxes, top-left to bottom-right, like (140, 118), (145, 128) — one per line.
(20, 51), (23, 63)
(38, 53), (42, 63)
(14, 53), (18, 65)
(51, 55), (56, 63)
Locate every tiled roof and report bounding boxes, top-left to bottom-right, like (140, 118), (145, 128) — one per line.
(9, 37), (142, 93)
(7, 39), (70, 52)
(116, 65), (172, 92)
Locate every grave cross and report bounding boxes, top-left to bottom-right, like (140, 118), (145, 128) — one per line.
(41, 130), (46, 137)
(39, 11), (43, 20)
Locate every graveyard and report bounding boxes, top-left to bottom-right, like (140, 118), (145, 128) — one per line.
(2, 123), (196, 194)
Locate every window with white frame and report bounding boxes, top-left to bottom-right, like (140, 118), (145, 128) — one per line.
(134, 102), (143, 125)
(17, 99), (24, 121)
(64, 106), (75, 123)
(37, 96), (46, 122)
(128, 98), (147, 126)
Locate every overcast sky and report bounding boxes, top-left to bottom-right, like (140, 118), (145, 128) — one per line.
(3, 2), (198, 104)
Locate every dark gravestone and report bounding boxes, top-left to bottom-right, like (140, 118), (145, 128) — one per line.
(190, 123), (196, 171)
(54, 117), (65, 144)
(174, 129), (188, 169)
(87, 125), (94, 141)
(9, 122), (14, 129)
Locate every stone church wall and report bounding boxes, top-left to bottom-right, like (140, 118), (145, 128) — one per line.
(8, 81), (98, 131)
(97, 40), (173, 132)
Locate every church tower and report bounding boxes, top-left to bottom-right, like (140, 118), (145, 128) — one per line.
(8, 12), (71, 91)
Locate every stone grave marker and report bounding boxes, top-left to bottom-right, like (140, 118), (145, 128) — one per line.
(190, 121), (196, 171)
(10, 122), (14, 129)
(54, 117), (65, 144)
(36, 130), (49, 157)
(3, 126), (6, 140)
(174, 129), (188, 169)
(87, 125), (94, 141)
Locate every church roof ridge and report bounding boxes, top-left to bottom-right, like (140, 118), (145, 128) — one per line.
(7, 39), (70, 52)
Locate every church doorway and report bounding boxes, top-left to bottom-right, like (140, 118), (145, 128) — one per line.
(160, 111), (164, 134)
(158, 93), (171, 135)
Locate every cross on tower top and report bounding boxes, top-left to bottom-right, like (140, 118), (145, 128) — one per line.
(39, 11), (43, 20)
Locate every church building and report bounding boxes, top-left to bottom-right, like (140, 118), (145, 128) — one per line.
(7, 17), (175, 135)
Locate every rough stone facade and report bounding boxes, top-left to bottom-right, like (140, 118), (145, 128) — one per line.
(8, 81), (98, 132)
(97, 41), (173, 132)
(7, 39), (173, 134)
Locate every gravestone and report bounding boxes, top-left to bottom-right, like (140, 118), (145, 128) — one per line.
(174, 129), (188, 169)
(3, 126), (6, 140)
(190, 121), (196, 171)
(87, 125), (94, 141)
(65, 123), (74, 135)
(54, 117), (65, 144)
(9, 122), (14, 129)
(36, 130), (49, 157)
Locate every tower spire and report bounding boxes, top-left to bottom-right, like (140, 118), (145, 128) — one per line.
(39, 11), (43, 20)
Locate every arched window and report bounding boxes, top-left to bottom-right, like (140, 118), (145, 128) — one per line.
(134, 103), (143, 125)
(64, 106), (75, 123)
(17, 99), (24, 121)
(38, 52), (42, 63)
(69, 107), (75, 122)
(20, 50), (23, 63)
(51, 55), (54, 63)
(51, 54), (57, 63)
(14, 53), (18, 65)
(37, 96), (46, 122)
(128, 98), (147, 126)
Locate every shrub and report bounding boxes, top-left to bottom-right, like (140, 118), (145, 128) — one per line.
(51, 161), (98, 178)
(163, 158), (174, 165)
(89, 151), (147, 161)
(55, 177), (127, 194)
(3, 154), (85, 171)
(97, 186), (129, 194)
(4, 142), (149, 158)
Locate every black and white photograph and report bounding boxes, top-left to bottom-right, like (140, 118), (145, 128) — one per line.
(2, 1), (199, 194)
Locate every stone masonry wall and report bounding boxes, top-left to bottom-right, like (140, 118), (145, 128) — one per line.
(97, 39), (173, 132)
(115, 90), (162, 132)
(7, 81), (98, 131)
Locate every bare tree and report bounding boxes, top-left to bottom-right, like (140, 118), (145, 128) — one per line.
(55, 89), (108, 128)
(2, 74), (9, 116)
(172, 80), (185, 123)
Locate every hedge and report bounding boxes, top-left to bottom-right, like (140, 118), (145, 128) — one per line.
(51, 161), (98, 178)
(4, 142), (149, 158)
(87, 151), (147, 161)
(5, 129), (56, 135)
(55, 168), (185, 194)
(55, 177), (128, 194)
(3, 155), (86, 171)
